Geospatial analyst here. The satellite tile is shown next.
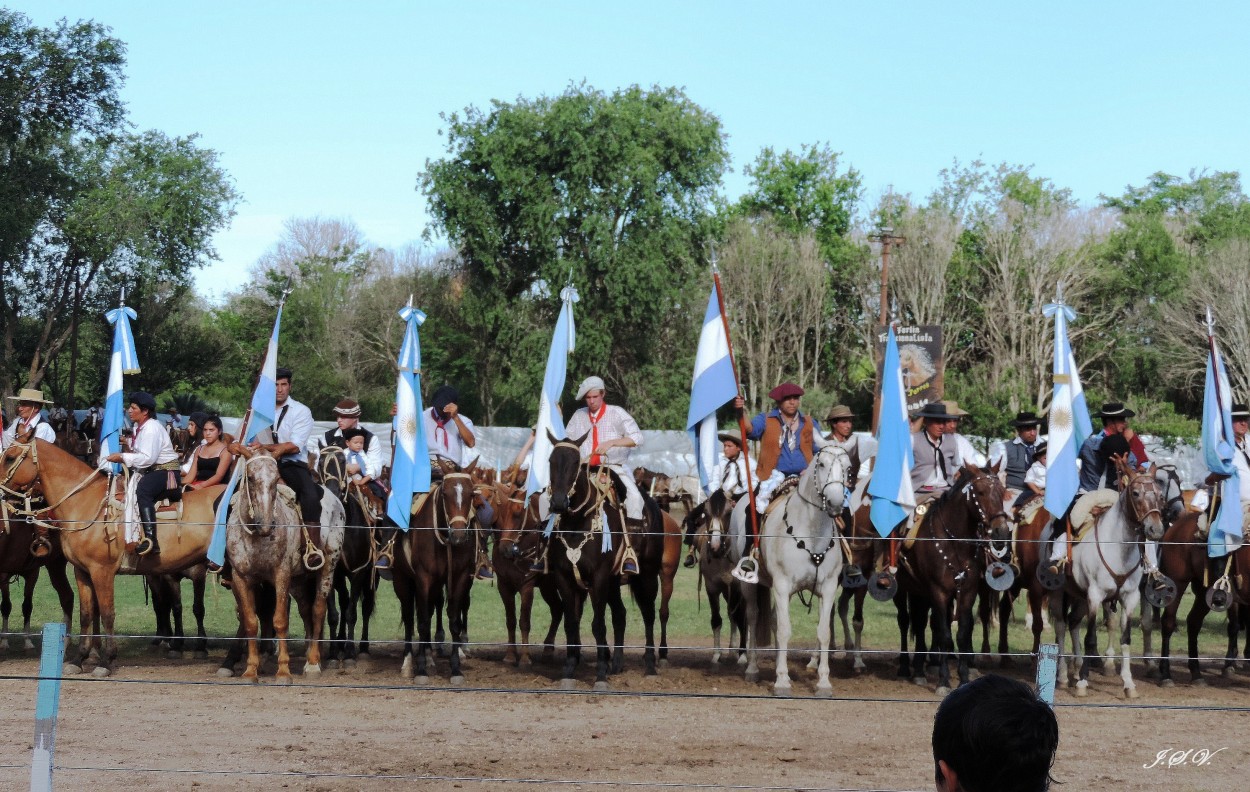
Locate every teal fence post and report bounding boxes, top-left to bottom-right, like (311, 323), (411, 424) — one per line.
(30, 622), (67, 792)
(1036, 642), (1059, 706)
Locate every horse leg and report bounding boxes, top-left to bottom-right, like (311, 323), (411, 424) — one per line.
(709, 585), (724, 664)
(589, 584), (611, 690)
(743, 584), (761, 683)
(168, 577), (187, 657)
(357, 575), (376, 659)
(1186, 591), (1212, 686)
(45, 561), (75, 655)
(148, 576), (170, 649)
(88, 567), (118, 677)
(415, 573), (435, 683)
(1225, 604), (1240, 677)
(836, 587), (851, 657)
(1074, 598), (1097, 697)
(0, 575), (11, 651)
(977, 590), (993, 663)
(273, 571), (293, 683)
(910, 595), (931, 685)
(955, 590), (977, 689)
(629, 573), (658, 676)
(930, 593), (955, 695)
(894, 592), (912, 680)
(446, 566), (471, 683)
(772, 579), (794, 696)
(343, 573), (362, 665)
(433, 586), (447, 658)
(327, 573), (345, 666)
(1027, 586), (1044, 657)
(658, 564), (673, 667)
(393, 572), (416, 679)
(500, 578), (520, 666)
(191, 571), (209, 658)
(556, 576), (581, 686)
(539, 579), (562, 664)
(1140, 595), (1158, 678)
(814, 578), (837, 697)
(608, 580), (627, 676)
(20, 570), (38, 650)
(997, 590), (1014, 667)
(1159, 590), (1180, 686)
(305, 568), (333, 677)
(1119, 593), (1139, 698)
(234, 577), (261, 682)
(1101, 601), (1117, 676)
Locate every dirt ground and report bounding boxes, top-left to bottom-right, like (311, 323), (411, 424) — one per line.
(1, 638), (1247, 792)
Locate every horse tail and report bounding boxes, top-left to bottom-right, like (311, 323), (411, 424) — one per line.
(753, 585), (773, 649)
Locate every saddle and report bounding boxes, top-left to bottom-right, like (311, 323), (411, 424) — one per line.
(902, 498), (933, 550)
(108, 477), (185, 521)
(1068, 489), (1119, 544)
(764, 477), (800, 516)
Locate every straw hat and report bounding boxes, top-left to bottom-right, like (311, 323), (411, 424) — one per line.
(7, 388), (52, 405)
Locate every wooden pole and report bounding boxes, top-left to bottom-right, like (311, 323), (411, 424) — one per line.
(711, 270), (759, 544)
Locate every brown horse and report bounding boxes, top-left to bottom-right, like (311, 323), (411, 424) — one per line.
(0, 437), (224, 676)
(987, 499), (1051, 665)
(390, 460), (480, 683)
(493, 484), (565, 667)
(0, 529), (75, 653)
(686, 490), (746, 664)
(147, 563), (209, 659)
(835, 498), (874, 673)
(894, 464), (1011, 694)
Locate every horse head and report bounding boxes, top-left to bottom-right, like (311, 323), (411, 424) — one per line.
(239, 450), (281, 538)
(0, 435), (42, 496)
(1117, 457), (1164, 541)
(492, 482), (530, 559)
(702, 488), (734, 557)
(438, 467), (476, 545)
(804, 444), (849, 517)
(959, 463), (1012, 558)
(547, 430), (589, 514)
(315, 445), (348, 500)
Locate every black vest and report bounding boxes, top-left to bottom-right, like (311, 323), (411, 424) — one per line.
(1004, 441), (1035, 489)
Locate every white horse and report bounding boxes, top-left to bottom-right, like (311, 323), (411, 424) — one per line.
(225, 450), (346, 683)
(1054, 458), (1164, 699)
(729, 445), (849, 694)
(762, 445), (849, 696)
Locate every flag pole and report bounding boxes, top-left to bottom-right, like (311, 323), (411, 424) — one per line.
(1206, 307), (1227, 417)
(710, 246), (760, 543)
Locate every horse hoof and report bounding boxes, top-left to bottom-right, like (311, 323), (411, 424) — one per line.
(814, 684), (833, 699)
(912, 676), (927, 687)
(414, 675), (430, 685)
(400, 658), (414, 680)
(166, 650), (185, 660)
(773, 684), (792, 697)
(559, 678), (578, 690)
(1192, 677), (1208, 688)
(274, 675), (293, 686)
(936, 685), (952, 697)
(344, 659), (357, 670)
(1159, 678), (1174, 688)
(23, 639), (35, 651)
(519, 657), (533, 669)
(593, 681), (610, 692)
(63, 663), (83, 675)
(853, 663), (867, 675)
(194, 651), (209, 660)
(242, 673), (259, 684)
(216, 667), (235, 678)
(91, 666), (111, 678)
(450, 675), (466, 686)
(1124, 686), (1138, 699)
(1074, 683), (1088, 698)
(357, 652), (372, 661)
(658, 658), (670, 669)
(1223, 666), (1237, 679)
(304, 664), (322, 678)
(744, 669), (760, 683)
(737, 655), (747, 666)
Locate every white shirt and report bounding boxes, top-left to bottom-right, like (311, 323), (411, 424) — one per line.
(121, 417), (179, 469)
(708, 453), (757, 497)
(565, 404), (643, 467)
(1235, 439), (1250, 504)
(274, 398), (314, 463)
(950, 432), (986, 469)
(1024, 460), (1047, 490)
(321, 427), (385, 478)
(423, 408), (476, 465)
(1, 413), (56, 448)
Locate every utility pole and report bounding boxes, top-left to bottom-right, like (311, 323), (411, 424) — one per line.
(870, 228), (905, 432)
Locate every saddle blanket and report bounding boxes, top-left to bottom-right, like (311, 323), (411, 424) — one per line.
(1069, 489), (1118, 544)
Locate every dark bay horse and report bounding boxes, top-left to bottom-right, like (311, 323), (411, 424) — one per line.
(494, 484), (565, 667)
(147, 563), (209, 659)
(314, 445), (379, 666)
(894, 464), (1011, 694)
(390, 461), (480, 683)
(686, 489), (746, 665)
(0, 529), (74, 653)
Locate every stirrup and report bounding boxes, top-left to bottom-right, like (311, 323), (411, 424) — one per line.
(619, 547), (639, 577)
(683, 549), (697, 569)
(136, 536), (156, 556)
(841, 563), (867, 589)
(29, 536), (52, 558)
(1144, 570), (1178, 609)
(731, 555), (759, 584)
(475, 553), (495, 581)
(529, 549), (549, 574)
(303, 541), (326, 572)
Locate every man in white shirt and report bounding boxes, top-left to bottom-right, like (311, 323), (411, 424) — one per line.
(423, 385), (477, 468)
(319, 398), (385, 480)
(104, 391), (181, 556)
(250, 367), (323, 570)
(941, 401), (987, 468)
(564, 375), (646, 575)
(2, 388), (57, 448)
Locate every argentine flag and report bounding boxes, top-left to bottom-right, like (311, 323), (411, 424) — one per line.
(686, 288), (738, 492)
(208, 302), (285, 565)
(527, 286), (579, 498)
(868, 326), (915, 537)
(1202, 325), (1243, 557)
(387, 302), (432, 530)
(1043, 300), (1092, 520)
(98, 304), (140, 474)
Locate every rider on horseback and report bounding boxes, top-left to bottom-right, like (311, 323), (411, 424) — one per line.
(684, 431), (756, 568)
(1, 388), (57, 448)
(103, 391), (182, 556)
(564, 376), (645, 577)
(422, 386), (494, 580)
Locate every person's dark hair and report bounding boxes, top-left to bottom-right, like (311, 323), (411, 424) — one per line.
(201, 415), (224, 435)
(932, 675), (1057, 792)
(276, 367), (293, 383)
(341, 427), (366, 442)
(1099, 433), (1131, 464)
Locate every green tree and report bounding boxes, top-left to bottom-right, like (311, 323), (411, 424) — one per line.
(419, 83), (728, 427)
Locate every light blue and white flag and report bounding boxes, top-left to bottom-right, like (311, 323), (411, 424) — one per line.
(98, 304), (140, 474)
(869, 326), (915, 537)
(1042, 299), (1092, 520)
(208, 302), (285, 565)
(1202, 316), (1243, 557)
(387, 301), (432, 530)
(686, 288), (738, 491)
(526, 285), (578, 498)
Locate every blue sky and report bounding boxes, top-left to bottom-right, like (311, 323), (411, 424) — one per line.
(23, 1), (1250, 301)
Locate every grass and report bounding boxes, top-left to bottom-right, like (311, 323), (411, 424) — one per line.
(5, 563), (1242, 669)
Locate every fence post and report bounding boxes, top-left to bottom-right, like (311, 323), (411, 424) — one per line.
(30, 622), (67, 792)
(1036, 642), (1059, 706)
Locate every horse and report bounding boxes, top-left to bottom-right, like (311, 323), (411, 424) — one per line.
(314, 445), (379, 666)
(545, 434), (633, 690)
(1053, 458), (1164, 698)
(390, 459), (480, 683)
(493, 484), (565, 667)
(147, 563), (209, 659)
(0, 436), (223, 676)
(835, 486), (874, 673)
(684, 492), (745, 665)
(756, 444), (849, 696)
(225, 449), (345, 682)
(893, 463), (1012, 695)
(990, 497), (1051, 665)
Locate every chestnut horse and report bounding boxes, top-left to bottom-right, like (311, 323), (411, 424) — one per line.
(0, 437), (223, 676)
(894, 464), (1011, 695)
(390, 461), (480, 683)
(687, 490), (746, 665)
(493, 485), (565, 667)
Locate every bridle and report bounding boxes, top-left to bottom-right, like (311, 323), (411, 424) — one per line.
(782, 445), (852, 567)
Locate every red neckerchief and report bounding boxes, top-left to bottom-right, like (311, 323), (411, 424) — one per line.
(588, 403), (608, 466)
(432, 409), (450, 450)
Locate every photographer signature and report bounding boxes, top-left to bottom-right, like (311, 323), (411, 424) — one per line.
(1143, 748), (1226, 769)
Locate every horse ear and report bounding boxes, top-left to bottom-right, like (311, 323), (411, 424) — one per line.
(572, 431), (590, 448)
(464, 457), (479, 475)
(546, 429), (559, 446)
(989, 456), (1002, 474)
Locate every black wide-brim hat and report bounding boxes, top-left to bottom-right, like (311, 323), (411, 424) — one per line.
(914, 402), (952, 421)
(1011, 411), (1043, 428)
(1231, 403), (1250, 419)
(1095, 402), (1136, 419)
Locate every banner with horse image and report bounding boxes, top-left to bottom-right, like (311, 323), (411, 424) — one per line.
(874, 325), (943, 413)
